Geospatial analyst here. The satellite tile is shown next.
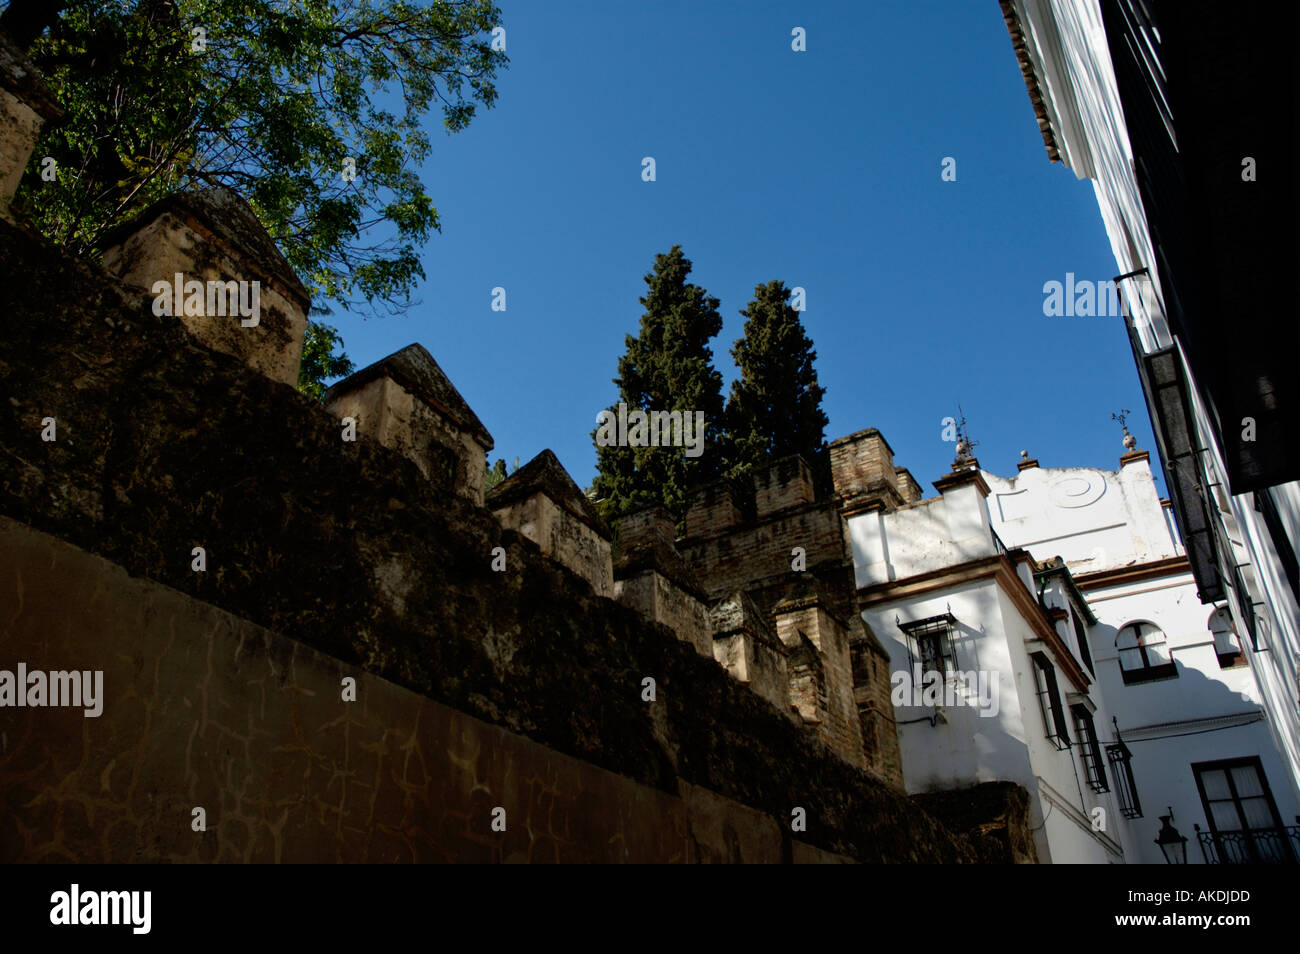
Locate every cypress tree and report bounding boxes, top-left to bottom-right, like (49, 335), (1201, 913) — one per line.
(591, 246), (726, 518)
(725, 280), (828, 480)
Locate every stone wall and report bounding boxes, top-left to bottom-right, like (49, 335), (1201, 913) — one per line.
(774, 597), (866, 765)
(912, 782), (1038, 865)
(0, 31), (61, 210)
(754, 455), (816, 517)
(100, 190), (310, 388)
(614, 570), (712, 657)
(0, 516), (862, 863)
(679, 501), (848, 605)
(684, 481), (743, 539)
(852, 638), (905, 785)
(492, 492), (614, 599)
(0, 216), (996, 862)
(325, 344), (494, 508)
(667, 453), (908, 787)
(830, 428), (909, 513)
(709, 591), (791, 715)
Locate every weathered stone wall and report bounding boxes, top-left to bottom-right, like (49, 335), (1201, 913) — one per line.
(613, 570), (712, 656)
(709, 592), (791, 716)
(324, 344), (493, 508)
(895, 468), (924, 505)
(101, 195), (309, 388)
(830, 429), (908, 512)
(774, 601), (866, 767)
(0, 516), (856, 863)
(491, 492), (614, 599)
(684, 481), (742, 538)
(673, 456), (905, 788)
(912, 782), (1038, 864)
(326, 375), (489, 507)
(0, 32), (61, 210)
(0, 86), (41, 206)
(679, 502), (848, 605)
(0, 218), (992, 862)
(754, 456), (816, 517)
(852, 639), (905, 785)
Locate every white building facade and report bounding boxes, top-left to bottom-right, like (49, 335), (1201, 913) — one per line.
(987, 446), (1300, 863)
(849, 459), (1134, 863)
(999, 0), (1300, 810)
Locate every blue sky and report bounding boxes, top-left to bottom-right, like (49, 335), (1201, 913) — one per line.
(332, 0), (1163, 496)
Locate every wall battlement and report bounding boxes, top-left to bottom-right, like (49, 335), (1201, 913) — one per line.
(0, 206), (1028, 861)
(0, 50), (1029, 857)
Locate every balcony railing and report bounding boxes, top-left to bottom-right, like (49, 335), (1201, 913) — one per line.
(991, 527), (1008, 556)
(1195, 823), (1300, 864)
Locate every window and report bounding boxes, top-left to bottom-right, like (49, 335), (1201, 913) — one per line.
(1072, 706), (1108, 792)
(899, 614), (958, 678)
(1107, 741), (1142, 818)
(1209, 608), (1244, 668)
(1116, 621), (1177, 684)
(1193, 758), (1294, 863)
(1071, 608), (1095, 674)
(1031, 652), (1070, 750)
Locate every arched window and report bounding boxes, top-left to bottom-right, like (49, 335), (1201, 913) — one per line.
(1115, 621), (1177, 684)
(1209, 608), (1244, 669)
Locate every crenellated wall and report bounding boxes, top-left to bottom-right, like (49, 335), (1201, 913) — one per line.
(646, 453), (909, 785)
(0, 42), (1029, 858)
(0, 206), (1015, 862)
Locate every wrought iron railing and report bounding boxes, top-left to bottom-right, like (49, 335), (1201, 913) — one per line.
(991, 527), (1008, 556)
(1195, 823), (1300, 864)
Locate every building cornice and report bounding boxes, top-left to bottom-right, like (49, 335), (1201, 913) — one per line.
(1072, 554), (1191, 591)
(998, 0), (1063, 163)
(1118, 710), (1265, 742)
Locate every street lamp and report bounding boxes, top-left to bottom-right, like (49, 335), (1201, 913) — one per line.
(1154, 808), (1188, 864)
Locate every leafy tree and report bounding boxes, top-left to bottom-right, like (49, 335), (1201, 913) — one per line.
(297, 322), (355, 400)
(4, 0), (506, 396)
(591, 245), (726, 519)
(725, 279), (828, 479)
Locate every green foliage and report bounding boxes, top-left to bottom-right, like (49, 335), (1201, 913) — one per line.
(591, 245), (727, 519)
(9, 0), (506, 394)
(297, 321), (355, 400)
(725, 280), (828, 479)
(484, 458), (506, 492)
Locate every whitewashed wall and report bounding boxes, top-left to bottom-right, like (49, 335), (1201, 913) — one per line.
(1007, 0), (1300, 807)
(988, 458), (1300, 863)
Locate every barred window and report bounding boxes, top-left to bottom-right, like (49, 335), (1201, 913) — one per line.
(1031, 652), (1070, 750)
(1071, 608), (1095, 674)
(899, 614), (958, 677)
(1072, 705), (1108, 792)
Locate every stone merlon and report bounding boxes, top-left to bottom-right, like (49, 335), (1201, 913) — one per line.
(325, 343), (493, 505)
(489, 449), (614, 598)
(99, 187), (310, 386)
(0, 29), (63, 209)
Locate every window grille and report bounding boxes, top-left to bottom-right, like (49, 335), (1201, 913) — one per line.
(1072, 705), (1108, 792)
(1030, 652), (1070, 750)
(898, 614), (959, 678)
(1071, 608), (1095, 674)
